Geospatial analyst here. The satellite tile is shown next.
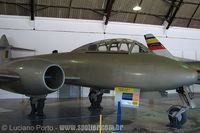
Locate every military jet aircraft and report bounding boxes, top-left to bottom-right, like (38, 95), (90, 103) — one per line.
(0, 35), (198, 128)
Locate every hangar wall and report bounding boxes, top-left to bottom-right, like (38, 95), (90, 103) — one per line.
(0, 15), (200, 98)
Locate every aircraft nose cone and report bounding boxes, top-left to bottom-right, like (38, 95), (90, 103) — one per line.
(150, 56), (198, 90)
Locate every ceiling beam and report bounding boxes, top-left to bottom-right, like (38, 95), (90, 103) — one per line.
(164, 0), (176, 21)
(67, 0), (73, 18)
(187, 2), (200, 27)
(30, 0), (35, 20)
(166, 0), (183, 29)
(112, 10), (165, 20)
(104, 0), (115, 25)
(36, 6), (49, 11)
(133, 0), (143, 23)
(167, 0), (200, 5)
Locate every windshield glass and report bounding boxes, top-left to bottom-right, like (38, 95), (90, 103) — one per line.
(72, 38), (151, 54)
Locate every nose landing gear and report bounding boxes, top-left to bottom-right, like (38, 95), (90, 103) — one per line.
(167, 86), (195, 128)
(88, 88), (104, 110)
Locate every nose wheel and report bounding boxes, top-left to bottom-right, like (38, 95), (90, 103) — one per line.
(168, 106), (187, 128)
(167, 86), (195, 128)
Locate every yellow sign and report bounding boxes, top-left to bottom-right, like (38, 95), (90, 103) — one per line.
(114, 87), (135, 93)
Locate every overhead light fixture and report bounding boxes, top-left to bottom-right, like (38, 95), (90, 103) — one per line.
(133, 5), (142, 11)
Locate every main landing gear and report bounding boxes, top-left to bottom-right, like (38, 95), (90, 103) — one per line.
(168, 86), (195, 128)
(88, 88), (104, 110)
(28, 96), (47, 119)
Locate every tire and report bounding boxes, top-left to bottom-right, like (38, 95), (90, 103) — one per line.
(89, 91), (97, 103)
(97, 94), (102, 103)
(168, 107), (187, 126)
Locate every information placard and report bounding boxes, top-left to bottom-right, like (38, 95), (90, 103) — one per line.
(114, 87), (140, 108)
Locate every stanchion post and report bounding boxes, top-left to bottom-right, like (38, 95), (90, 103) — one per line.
(99, 113), (102, 133)
(116, 101), (121, 132)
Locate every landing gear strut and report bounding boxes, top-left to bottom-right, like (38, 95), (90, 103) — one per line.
(168, 86), (195, 128)
(28, 96), (47, 118)
(88, 88), (104, 110)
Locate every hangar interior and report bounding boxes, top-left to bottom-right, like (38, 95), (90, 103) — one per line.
(0, 0), (200, 133)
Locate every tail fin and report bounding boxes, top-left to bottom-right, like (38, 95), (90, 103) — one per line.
(144, 34), (175, 59)
(0, 35), (12, 61)
(0, 35), (36, 63)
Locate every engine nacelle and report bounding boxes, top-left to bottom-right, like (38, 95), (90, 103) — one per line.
(4, 58), (65, 95)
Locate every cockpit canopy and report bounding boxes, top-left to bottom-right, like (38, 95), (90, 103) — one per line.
(71, 38), (152, 54)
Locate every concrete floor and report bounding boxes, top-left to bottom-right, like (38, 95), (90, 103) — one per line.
(0, 94), (200, 133)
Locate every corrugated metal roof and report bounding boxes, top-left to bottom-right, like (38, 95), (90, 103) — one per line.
(72, 0), (104, 9)
(0, 0), (199, 29)
(176, 3), (196, 17)
(70, 9), (103, 20)
(112, 0), (140, 12)
(110, 13), (136, 23)
(141, 0), (169, 16)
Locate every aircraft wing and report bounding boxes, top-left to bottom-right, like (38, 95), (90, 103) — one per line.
(65, 76), (81, 84)
(11, 46), (36, 52)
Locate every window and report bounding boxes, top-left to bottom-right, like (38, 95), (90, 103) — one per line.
(129, 42), (149, 54)
(98, 45), (107, 51)
(106, 42), (117, 51)
(109, 46), (118, 51)
(119, 43), (129, 52)
(88, 45), (97, 51)
(131, 45), (140, 53)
